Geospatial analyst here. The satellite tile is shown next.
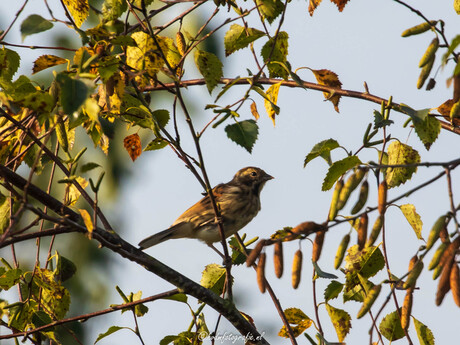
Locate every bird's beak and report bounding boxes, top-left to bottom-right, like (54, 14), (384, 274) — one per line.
(264, 173), (274, 181)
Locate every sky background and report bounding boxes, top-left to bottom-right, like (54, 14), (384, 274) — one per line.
(1, 0), (459, 344)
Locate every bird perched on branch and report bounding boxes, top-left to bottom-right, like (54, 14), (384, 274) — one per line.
(138, 167), (273, 250)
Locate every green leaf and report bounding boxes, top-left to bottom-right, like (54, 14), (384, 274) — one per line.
(413, 115), (441, 150)
(0, 193), (11, 234)
(102, 0), (127, 22)
(385, 141), (420, 188)
(284, 307), (309, 324)
(345, 245), (385, 279)
(379, 310), (405, 341)
(413, 317), (435, 345)
(373, 110), (393, 129)
(194, 50), (223, 94)
(162, 293), (188, 303)
(312, 261), (338, 279)
(325, 304), (351, 342)
(399, 104), (430, 122)
(442, 35), (460, 64)
(111, 35), (137, 47)
(256, 0), (284, 24)
(322, 156), (362, 191)
(144, 138), (169, 151)
(304, 139), (340, 167)
(0, 268), (22, 290)
(261, 32), (289, 79)
(80, 162), (101, 173)
(200, 264), (227, 296)
(152, 109), (170, 129)
(56, 73), (90, 114)
(0, 48), (20, 82)
(55, 252), (77, 282)
(228, 236), (246, 265)
(224, 24), (265, 56)
(98, 56), (120, 82)
(20, 15), (53, 41)
(31, 310), (53, 328)
(324, 280), (343, 302)
(225, 120), (259, 153)
(399, 204), (423, 240)
(95, 326), (129, 344)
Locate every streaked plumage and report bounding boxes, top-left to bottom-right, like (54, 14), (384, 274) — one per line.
(138, 167), (273, 249)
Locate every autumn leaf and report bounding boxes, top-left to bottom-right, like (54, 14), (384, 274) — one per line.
(437, 99), (460, 127)
(330, 0), (350, 12)
(264, 82), (281, 126)
(62, 0), (89, 28)
(123, 133), (142, 161)
(79, 209), (94, 235)
(250, 101), (260, 120)
(308, 0), (322, 16)
(33, 55), (68, 74)
(310, 68), (343, 112)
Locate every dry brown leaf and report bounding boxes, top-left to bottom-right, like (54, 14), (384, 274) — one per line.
(123, 133), (142, 162)
(437, 99), (460, 126)
(250, 101), (260, 120)
(311, 68), (342, 112)
(330, 0), (350, 12)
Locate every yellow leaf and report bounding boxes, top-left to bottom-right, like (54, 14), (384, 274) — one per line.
(308, 0), (322, 16)
(32, 55), (68, 74)
(250, 101), (260, 120)
(311, 68), (342, 112)
(123, 133), (142, 161)
(79, 209), (94, 234)
(62, 0), (89, 28)
(67, 177), (88, 206)
(264, 82), (282, 126)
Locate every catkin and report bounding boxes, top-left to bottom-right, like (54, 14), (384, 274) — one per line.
(257, 253), (266, 293)
(292, 249), (303, 289)
(274, 241), (284, 278)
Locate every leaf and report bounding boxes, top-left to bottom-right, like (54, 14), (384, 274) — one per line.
(413, 115), (441, 150)
(330, 0), (350, 12)
(304, 139), (340, 167)
(225, 120), (259, 153)
(97, 56), (120, 82)
(399, 204), (423, 240)
(308, 0), (322, 16)
(322, 156), (362, 191)
(385, 141), (420, 188)
(379, 310), (405, 341)
(345, 245), (385, 279)
(31, 310), (53, 328)
(278, 308), (312, 338)
(123, 133), (142, 162)
(111, 35), (137, 47)
(0, 48), (20, 82)
(310, 69), (343, 112)
(250, 101), (260, 120)
(325, 304), (351, 342)
(224, 24), (265, 56)
(312, 261), (338, 279)
(80, 162), (101, 173)
(95, 326), (129, 344)
(21, 15), (53, 41)
(194, 50), (223, 94)
(56, 73), (90, 114)
(79, 209), (94, 234)
(256, 0), (284, 23)
(264, 82), (281, 126)
(33, 55), (68, 74)
(144, 138), (168, 151)
(200, 264), (227, 296)
(261, 32), (289, 79)
(413, 317), (435, 345)
(152, 109), (170, 129)
(62, 0), (89, 27)
(67, 177), (88, 206)
(0, 193), (11, 234)
(0, 268), (22, 290)
(55, 252), (77, 282)
(102, 0), (127, 22)
(324, 280), (344, 302)
(162, 293), (188, 303)
(373, 110), (393, 129)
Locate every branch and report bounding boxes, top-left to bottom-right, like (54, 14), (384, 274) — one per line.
(144, 77), (460, 136)
(0, 165), (269, 345)
(0, 289), (180, 340)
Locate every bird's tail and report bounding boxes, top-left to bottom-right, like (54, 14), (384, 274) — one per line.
(138, 223), (188, 249)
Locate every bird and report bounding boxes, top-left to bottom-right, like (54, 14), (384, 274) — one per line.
(138, 167), (273, 250)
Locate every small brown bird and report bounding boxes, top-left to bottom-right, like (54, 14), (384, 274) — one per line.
(138, 167), (273, 249)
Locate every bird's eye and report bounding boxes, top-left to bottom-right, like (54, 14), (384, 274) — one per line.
(251, 171), (257, 177)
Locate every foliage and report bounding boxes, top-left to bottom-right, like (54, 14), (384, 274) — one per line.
(0, 0), (459, 345)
